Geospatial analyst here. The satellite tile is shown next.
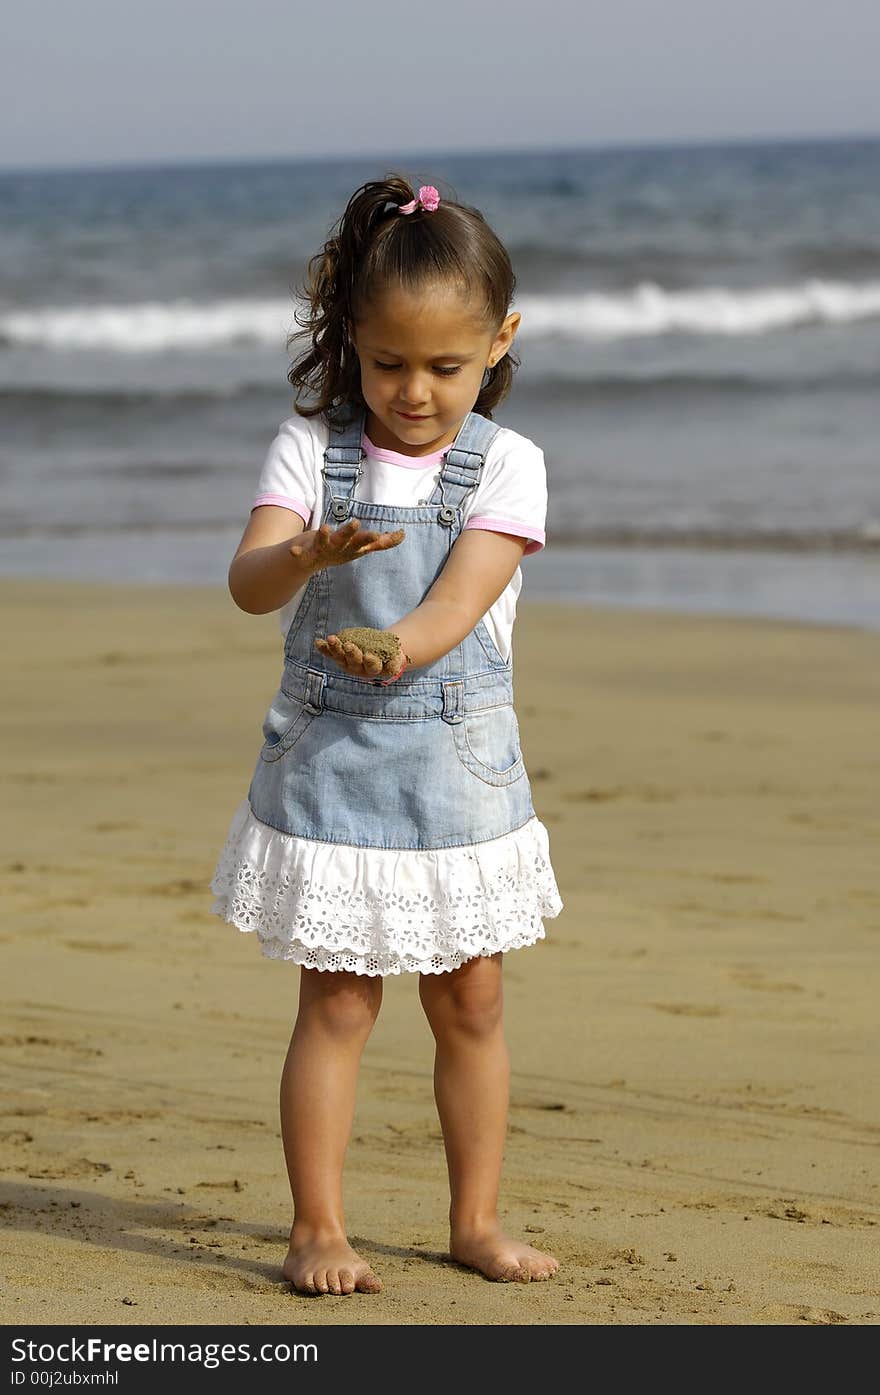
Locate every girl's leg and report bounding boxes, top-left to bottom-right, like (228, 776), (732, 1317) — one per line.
(280, 966), (383, 1295)
(419, 952), (559, 1282)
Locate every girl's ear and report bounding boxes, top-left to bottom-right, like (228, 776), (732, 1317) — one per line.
(491, 311), (521, 362)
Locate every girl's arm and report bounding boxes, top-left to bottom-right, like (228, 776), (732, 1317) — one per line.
(390, 529), (527, 667)
(228, 505), (405, 614)
(228, 506), (312, 614)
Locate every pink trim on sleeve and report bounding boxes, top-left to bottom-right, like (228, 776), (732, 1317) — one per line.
(463, 516), (546, 555)
(252, 493), (311, 526)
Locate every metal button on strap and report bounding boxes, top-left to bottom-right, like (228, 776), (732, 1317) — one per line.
(331, 500), (350, 520)
(437, 506), (457, 526)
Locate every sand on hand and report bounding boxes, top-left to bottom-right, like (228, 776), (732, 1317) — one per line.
(335, 627), (403, 664)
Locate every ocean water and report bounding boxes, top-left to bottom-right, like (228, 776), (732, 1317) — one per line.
(1, 139), (878, 631)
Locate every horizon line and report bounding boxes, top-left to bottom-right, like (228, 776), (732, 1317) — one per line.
(1, 129), (879, 179)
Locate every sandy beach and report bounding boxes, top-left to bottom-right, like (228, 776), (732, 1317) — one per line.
(1, 576), (878, 1327)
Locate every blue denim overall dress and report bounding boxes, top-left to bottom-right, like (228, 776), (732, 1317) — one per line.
(211, 400), (563, 974)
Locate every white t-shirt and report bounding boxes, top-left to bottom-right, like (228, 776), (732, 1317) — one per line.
(252, 412), (548, 664)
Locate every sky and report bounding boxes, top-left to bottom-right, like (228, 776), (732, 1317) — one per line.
(3, 0), (879, 171)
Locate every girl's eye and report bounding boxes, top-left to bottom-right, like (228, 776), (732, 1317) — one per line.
(373, 362), (461, 377)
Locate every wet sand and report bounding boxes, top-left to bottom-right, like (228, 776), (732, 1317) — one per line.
(1, 578), (878, 1326)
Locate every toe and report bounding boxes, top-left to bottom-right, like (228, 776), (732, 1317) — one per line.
(356, 1268), (383, 1293)
(338, 1268), (356, 1295)
(314, 1269), (330, 1295)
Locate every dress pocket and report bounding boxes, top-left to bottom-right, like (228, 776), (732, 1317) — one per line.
(259, 687), (318, 763)
(452, 703), (526, 787)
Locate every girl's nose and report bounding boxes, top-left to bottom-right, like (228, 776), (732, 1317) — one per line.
(398, 373), (430, 405)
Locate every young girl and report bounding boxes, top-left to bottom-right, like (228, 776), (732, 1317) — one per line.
(211, 174), (564, 1296)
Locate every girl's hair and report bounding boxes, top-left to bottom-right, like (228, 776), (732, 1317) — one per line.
(287, 173), (519, 421)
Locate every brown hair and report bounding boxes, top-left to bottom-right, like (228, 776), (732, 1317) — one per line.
(287, 173), (519, 421)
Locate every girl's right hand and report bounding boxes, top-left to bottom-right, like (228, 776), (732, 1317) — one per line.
(290, 519), (405, 571)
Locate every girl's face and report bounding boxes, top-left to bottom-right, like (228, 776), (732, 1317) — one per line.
(350, 284), (519, 456)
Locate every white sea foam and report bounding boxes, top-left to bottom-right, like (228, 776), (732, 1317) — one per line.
(514, 280), (880, 338)
(3, 280), (880, 350)
(0, 299), (297, 351)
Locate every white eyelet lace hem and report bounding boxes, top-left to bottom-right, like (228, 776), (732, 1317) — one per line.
(210, 799), (564, 976)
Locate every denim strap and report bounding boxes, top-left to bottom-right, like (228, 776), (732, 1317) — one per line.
(323, 403), (367, 520)
(322, 403), (502, 524)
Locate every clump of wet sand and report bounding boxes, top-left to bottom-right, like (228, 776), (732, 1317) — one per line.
(335, 627), (402, 663)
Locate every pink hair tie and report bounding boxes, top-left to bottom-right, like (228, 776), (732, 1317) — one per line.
(398, 185), (440, 215)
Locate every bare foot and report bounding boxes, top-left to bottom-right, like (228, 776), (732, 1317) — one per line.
(450, 1225), (559, 1283)
(282, 1229), (382, 1295)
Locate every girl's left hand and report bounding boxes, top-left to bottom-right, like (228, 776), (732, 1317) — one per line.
(315, 633), (403, 681)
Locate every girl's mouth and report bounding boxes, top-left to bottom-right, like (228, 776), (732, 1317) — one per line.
(395, 410), (430, 420)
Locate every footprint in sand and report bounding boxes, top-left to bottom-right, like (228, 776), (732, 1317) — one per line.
(730, 969), (804, 993)
(27, 1158), (112, 1179)
(0, 1034), (103, 1058)
(758, 1301), (848, 1323)
(562, 787), (623, 802)
(652, 1003), (724, 1017)
(144, 878), (204, 897)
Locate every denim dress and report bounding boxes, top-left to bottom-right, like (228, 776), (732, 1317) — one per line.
(210, 401), (563, 974)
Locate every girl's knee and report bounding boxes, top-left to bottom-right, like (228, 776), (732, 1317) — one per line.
(419, 955), (503, 1040)
(297, 968), (382, 1039)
